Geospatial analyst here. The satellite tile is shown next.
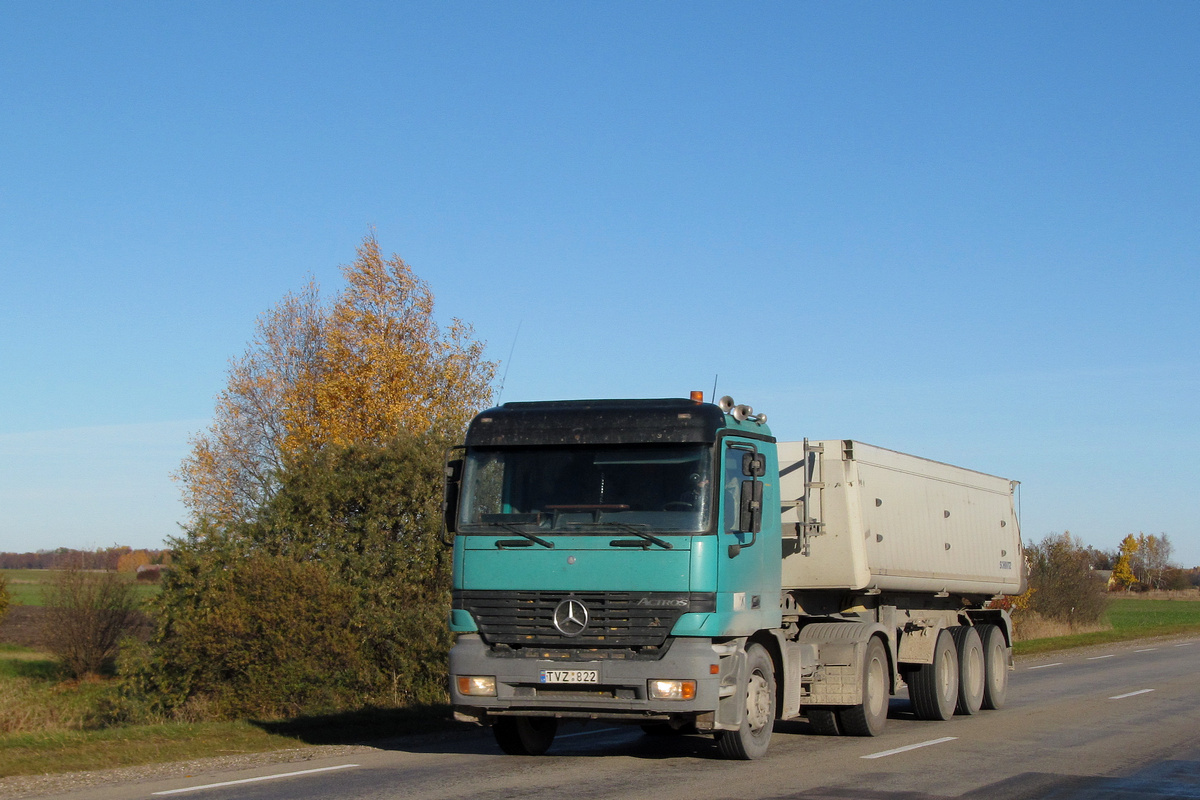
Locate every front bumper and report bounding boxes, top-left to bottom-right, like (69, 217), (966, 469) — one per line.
(450, 634), (731, 725)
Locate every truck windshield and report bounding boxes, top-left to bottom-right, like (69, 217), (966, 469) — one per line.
(458, 444), (714, 533)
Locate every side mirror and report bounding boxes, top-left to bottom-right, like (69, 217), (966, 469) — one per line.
(738, 479), (763, 534)
(442, 455), (464, 545)
(742, 452), (766, 477)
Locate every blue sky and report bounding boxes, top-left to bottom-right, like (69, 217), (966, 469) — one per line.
(1, 3), (1197, 566)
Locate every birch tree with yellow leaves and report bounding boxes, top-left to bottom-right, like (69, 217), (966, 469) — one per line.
(138, 235), (495, 718)
(175, 234), (496, 525)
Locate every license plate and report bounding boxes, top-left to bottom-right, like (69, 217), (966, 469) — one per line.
(539, 669), (600, 684)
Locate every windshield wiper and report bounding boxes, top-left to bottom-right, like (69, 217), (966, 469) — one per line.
(602, 522), (673, 550)
(484, 522), (554, 549)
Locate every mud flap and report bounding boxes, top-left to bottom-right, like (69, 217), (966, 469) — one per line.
(715, 648), (748, 731)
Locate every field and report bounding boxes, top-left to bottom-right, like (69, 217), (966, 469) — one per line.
(1013, 594), (1200, 654)
(0, 591), (1197, 779)
(1, 569), (160, 607)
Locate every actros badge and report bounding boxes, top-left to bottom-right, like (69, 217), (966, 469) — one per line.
(552, 598), (589, 637)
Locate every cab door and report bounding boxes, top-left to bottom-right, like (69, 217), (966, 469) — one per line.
(716, 438), (781, 635)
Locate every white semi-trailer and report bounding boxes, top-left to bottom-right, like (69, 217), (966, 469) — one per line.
(447, 396), (1026, 758)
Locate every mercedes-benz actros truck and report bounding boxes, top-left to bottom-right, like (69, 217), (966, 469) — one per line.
(445, 394), (1025, 759)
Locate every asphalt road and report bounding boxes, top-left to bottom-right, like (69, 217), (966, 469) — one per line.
(25, 638), (1200, 800)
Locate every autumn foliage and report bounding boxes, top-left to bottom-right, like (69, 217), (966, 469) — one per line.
(134, 235), (496, 720)
(1111, 534), (1138, 589)
(116, 550), (152, 573)
(175, 233), (495, 525)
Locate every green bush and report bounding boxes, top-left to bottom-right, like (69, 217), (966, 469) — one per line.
(128, 552), (371, 719)
(128, 430), (454, 719)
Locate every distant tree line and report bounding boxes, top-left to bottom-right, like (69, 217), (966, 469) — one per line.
(1079, 533), (1197, 591)
(0, 547), (172, 571)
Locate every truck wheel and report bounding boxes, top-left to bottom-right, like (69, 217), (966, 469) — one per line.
(837, 637), (889, 736)
(493, 717), (557, 755)
(907, 629), (958, 721)
(715, 643), (775, 760)
(950, 626), (984, 715)
(978, 624), (1010, 710)
(807, 709), (840, 736)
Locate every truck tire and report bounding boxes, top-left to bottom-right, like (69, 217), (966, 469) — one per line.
(715, 643), (775, 760)
(978, 624), (1010, 710)
(493, 717), (557, 756)
(907, 629), (958, 721)
(806, 709), (840, 736)
(837, 636), (889, 736)
(950, 626), (984, 715)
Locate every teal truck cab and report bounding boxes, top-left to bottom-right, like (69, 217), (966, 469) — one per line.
(445, 395), (1022, 759)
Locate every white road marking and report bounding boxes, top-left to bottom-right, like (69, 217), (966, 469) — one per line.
(151, 764), (359, 795)
(1134, 648), (1158, 653)
(1028, 662), (1063, 670)
(861, 737), (957, 759)
(1087, 654), (1115, 660)
(1109, 689), (1155, 700)
(556, 727), (624, 740)
(1175, 642), (1194, 647)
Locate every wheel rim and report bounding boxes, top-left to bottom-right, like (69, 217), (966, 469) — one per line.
(968, 643), (985, 694)
(866, 656), (886, 718)
(988, 641), (1007, 692)
(937, 646), (955, 702)
(746, 671), (771, 732)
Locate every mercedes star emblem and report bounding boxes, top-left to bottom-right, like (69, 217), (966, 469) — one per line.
(552, 598), (589, 637)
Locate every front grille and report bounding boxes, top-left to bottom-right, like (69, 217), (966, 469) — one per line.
(455, 591), (713, 650)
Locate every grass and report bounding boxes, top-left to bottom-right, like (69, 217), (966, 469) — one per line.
(0, 704), (462, 779)
(0, 722), (306, 778)
(0, 646), (59, 681)
(1, 571), (54, 607)
(1014, 595), (1200, 655)
(2, 569), (160, 607)
(0, 643), (463, 779)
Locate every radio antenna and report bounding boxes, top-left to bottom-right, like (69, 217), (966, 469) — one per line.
(495, 320), (522, 404)
(710, 374), (718, 404)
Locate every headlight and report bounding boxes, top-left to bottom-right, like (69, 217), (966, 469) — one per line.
(648, 679), (696, 700)
(456, 675), (497, 696)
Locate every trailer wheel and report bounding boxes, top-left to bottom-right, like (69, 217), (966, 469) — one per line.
(978, 624), (1010, 710)
(950, 626), (984, 715)
(908, 629), (958, 721)
(493, 717), (557, 755)
(806, 709), (840, 736)
(715, 643), (775, 760)
(837, 637), (889, 736)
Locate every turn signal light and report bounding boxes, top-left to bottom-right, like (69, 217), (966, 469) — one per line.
(648, 679), (697, 700)
(456, 675), (497, 696)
